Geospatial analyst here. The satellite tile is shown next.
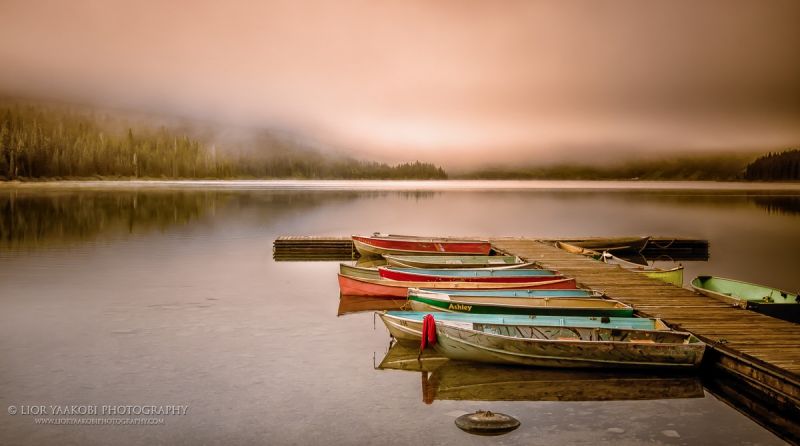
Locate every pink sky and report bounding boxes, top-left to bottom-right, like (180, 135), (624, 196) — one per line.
(1, 0), (798, 166)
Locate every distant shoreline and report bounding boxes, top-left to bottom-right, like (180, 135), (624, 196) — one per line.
(2, 179), (800, 192)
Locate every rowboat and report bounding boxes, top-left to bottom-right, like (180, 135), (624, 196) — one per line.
(691, 276), (800, 323)
(554, 241), (603, 259)
(407, 289), (633, 317)
(352, 235), (492, 257)
(432, 321), (705, 369)
(340, 263), (381, 280)
(602, 253), (684, 286)
(557, 236), (650, 253)
(340, 263), (540, 281)
(384, 255), (525, 269)
(337, 274), (577, 298)
(341, 262), (538, 281)
(379, 267), (565, 283)
(419, 289), (601, 298)
(379, 311), (670, 342)
(555, 242), (683, 286)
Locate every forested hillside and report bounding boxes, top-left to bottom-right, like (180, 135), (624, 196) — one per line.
(744, 150), (800, 181)
(0, 103), (447, 180)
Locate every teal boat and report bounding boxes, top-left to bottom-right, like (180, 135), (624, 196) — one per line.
(384, 255), (525, 269)
(419, 289), (602, 298)
(379, 311), (668, 342)
(407, 289), (634, 317)
(691, 276), (800, 323)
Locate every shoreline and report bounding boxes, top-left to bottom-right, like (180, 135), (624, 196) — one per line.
(1, 179), (800, 192)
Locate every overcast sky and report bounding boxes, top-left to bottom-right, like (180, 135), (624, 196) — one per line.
(1, 0), (798, 166)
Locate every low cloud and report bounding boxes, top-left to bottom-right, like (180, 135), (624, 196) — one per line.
(1, 0), (798, 167)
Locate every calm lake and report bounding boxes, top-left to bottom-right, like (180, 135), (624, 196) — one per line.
(2, 181), (800, 445)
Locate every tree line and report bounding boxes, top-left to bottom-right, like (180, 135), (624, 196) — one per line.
(0, 103), (447, 180)
(458, 154), (758, 181)
(744, 149), (800, 181)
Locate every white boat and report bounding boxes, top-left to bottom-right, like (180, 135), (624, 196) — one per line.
(431, 321), (705, 369)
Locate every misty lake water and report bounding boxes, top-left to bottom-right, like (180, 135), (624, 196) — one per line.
(2, 180), (800, 445)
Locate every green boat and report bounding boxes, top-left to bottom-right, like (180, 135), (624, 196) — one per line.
(407, 289), (634, 317)
(556, 242), (683, 286)
(419, 289), (601, 298)
(602, 253), (684, 287)
(691, 276), (800, 323)
(384, 255), (526, 269)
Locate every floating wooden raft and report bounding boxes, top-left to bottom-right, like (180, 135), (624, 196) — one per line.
(638, 238), (709, 259)
(273, 236), (355, 261)
(273, 236), (709, 261)
(490, 239), (800, 444)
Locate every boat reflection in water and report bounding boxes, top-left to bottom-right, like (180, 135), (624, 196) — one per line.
(377, 341), (704, 404)
(337, 294), (407, 316)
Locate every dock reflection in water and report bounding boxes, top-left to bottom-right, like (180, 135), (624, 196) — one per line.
(377, 341), (705, 404)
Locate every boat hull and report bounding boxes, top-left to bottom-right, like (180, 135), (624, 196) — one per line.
(384, 255), (524, 268)
(339, 263), (380, 280)
(560, 236), (650, 252)
(641, 267), (684, 287)
(433, 323), (705, 369)
(417, 289), (600, 298)
(353, 236), (491, 257)
(379, 312), (667, 342)
(407, 293), (633, 317)
(338, 274), (577, 298)
(555, 241), (603, 259)
(691, 276), (800, 323)
(601, 253), (684, 286)
(379, 267), (564, 283)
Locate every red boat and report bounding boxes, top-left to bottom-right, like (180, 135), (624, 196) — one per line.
(337, 274), (578, 298)
(378, 267), (567, 283)
(352, 235), (492, 257)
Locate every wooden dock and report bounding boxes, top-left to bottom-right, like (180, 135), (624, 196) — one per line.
(274, 233), (797, 442)
(273, 235), (709, 261)
(490, 238), (800, 443)
(273, 236), (354, 260)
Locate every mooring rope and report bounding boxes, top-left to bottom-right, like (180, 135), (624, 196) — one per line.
(649, 238), (676, 250)
(654, 254), (676, 263)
